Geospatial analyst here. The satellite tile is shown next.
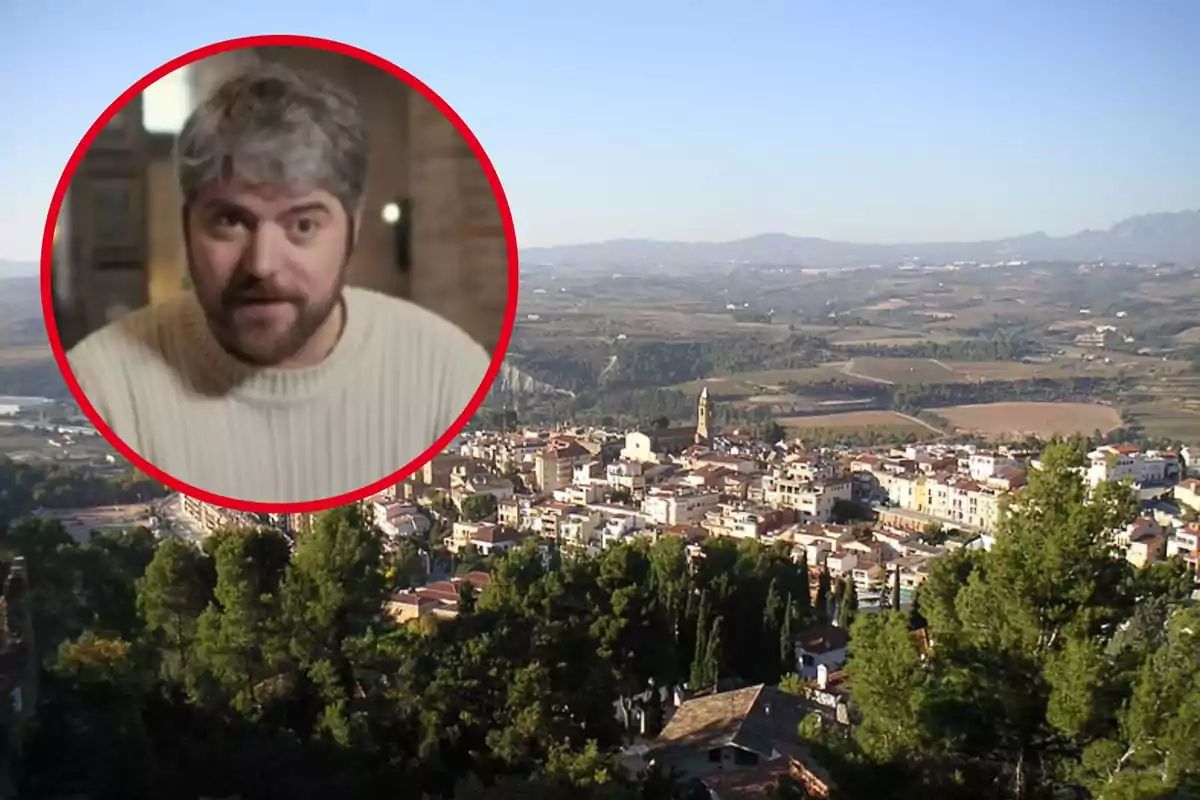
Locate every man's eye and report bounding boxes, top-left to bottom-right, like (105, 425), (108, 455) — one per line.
(213, 212), (243, 229)
(291, 217), (320, 237)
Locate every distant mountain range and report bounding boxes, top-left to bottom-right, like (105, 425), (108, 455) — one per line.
(0, 260), (36, 279)
(519, 210), (1200, 270)
(8, 209), (1200, 275)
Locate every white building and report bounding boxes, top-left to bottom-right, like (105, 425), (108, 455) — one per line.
(794, 624), (850, 680)
(969, 452), (1018, 481)
(640, 487), (721, 526)
(1087, 446), (1168, 488)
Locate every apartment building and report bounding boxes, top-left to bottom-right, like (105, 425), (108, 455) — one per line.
(1087, 445), (1169, 488)
(701, 502), (788, 539)
(641, 487), (722, 526)
(1175, 479), (1200, 514)
(534, 438), (594, 494)
(606, 460), (648, 495)
(969, 452), (1019, 481)
(762, 469), (853, 523)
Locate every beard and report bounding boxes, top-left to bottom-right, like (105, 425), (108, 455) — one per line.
(183, 205), (356, 368)
(195, 261), (348, 368)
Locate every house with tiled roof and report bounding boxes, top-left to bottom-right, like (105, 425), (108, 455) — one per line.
(645, 683), (837, 798)
(385, 571), (492, 624)
(794, 623), (849, 680)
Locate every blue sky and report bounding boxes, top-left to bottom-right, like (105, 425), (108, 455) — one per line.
(2, 0), (1198, 260)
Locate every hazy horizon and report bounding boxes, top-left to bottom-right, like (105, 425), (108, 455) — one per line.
(5, 205), (1199, 269)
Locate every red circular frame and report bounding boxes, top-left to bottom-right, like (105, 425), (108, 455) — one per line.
(40, 34), (519, 515)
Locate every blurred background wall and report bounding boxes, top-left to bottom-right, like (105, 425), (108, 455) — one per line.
(52, 46), (510, 356)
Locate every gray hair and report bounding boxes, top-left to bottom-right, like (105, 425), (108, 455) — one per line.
(175, 60), (368, 214)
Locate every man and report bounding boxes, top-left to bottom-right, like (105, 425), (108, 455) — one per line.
(66, 60), (496, 504)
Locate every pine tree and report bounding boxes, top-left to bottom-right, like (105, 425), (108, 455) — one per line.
(891, 566), (902, 612)
(136, 537), (213, 683)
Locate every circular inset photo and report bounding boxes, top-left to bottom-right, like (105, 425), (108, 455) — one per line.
(42, 35), (518, 511)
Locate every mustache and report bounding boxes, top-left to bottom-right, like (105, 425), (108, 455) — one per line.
(220, 278), (304, 308)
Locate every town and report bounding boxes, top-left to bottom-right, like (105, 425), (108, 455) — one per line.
(182, 385), (1200, 606)
(129, 384), (1199, 797)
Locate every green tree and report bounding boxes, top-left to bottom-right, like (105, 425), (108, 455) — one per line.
(689, 591), (711, 690)
(846, 612), (927, 762)
(815, 569), (831, 623)
(703, 615), (723, 692)
(836, 578), (857, 631)
(794, 550), (812, 620)
(276, 504), (387, 743)
(779, 593), (797, 677)
(191, 527), (291, 717)
(848, 441), (1148, 796)
(136, 536), (214, 683)
(1077, 605), (1200, 796)
(461, 492), (499, 523)
(762, 578), (785, 681)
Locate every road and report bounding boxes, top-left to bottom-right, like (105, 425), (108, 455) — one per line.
(155, 493), (208, 546)
(839, 359), (895, 385)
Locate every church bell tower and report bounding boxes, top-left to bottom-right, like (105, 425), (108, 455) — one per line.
(696, 385), (711, 445)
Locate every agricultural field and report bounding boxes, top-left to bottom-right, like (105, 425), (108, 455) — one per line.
(842, 357), (959, 385)
(947, 359), (1127, 381)
(937, 402), (1122, 439)
(777, 410), (938, 436)
(1124, 403), (1200, 443)
(674, 366), (870, 397)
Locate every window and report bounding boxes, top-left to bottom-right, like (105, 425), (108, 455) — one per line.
(708, 748), (722, 763)
(90, 179), (139, 249)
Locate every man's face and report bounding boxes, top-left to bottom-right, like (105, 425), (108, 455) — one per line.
(185, 181), (353, 366)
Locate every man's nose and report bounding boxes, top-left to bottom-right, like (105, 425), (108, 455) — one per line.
(242, 224), (285, 280)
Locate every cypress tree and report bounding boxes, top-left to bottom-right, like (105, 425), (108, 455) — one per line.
(837, 579), (859, 631)
(689, 591), (710, 689)
(795, 550), (812, 618)
(705, 615), (724, 691)
(815, 569), (832, 623)
(780, 593), (797, 677)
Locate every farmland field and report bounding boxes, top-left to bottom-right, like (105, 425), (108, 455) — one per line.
(674, 366), (869, 397)
(1125, 403), (1200, 442)
(946, 360), (1127, 381)
(777, 410), (937, 436)
(938, 402), (1122, 439)
(844, 357), (959, 385)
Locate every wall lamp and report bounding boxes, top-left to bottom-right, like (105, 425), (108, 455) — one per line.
(381, 198), (412, 275)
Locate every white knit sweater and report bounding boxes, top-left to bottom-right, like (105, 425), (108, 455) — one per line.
(67, 287), (492, 504)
